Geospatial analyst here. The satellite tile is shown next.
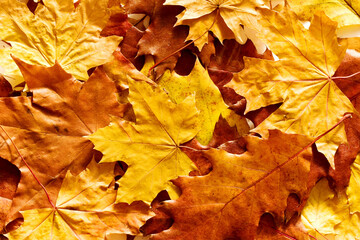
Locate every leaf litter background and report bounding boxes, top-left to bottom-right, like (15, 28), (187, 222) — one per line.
(0, 0), (360, 239)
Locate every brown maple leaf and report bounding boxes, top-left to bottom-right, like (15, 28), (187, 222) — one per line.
(152, 130), (314, 240)
(125, 0), (189, 78)
(119, 26), (145, 69)
(0, 57), (125, 226)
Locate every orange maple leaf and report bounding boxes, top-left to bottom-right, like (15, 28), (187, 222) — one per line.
(0, 57), (125, 225)
(152, 130), (314, 240)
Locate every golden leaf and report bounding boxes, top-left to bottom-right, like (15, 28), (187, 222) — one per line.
(6, 160), (154, 240)
(89, 80), (200, 204)
(287, 0), (360, 37)
(0, 0), (122, 87)
(226, 7), (355, 167)
(158, 58), (228, 145)
(164, 0), (266, 51)
(302, 176), (360, 240)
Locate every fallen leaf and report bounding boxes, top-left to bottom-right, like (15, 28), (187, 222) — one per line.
(158, 58), (228, 145)
(137, 1), (188, 77)
(301, 178), (347, 237)
(152, 130), (313, 240)
(226, 7), (354, 167)
(119, 26), (145, 69)
(165, 0), (267, 51)
(301, 176), (360, 240)
(0, 57), (124, 224)
(125, 0), (189, 77)
(89, 80), (200, 204)
(0, 0), (122, 87)
(287, 0), (360, 37)
(6, 160), (154, 239)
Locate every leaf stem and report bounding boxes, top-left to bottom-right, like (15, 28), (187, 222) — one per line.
(314, 228), (329, 240)
(148, 8), (220, 75)
(262, 223), (298, 240)
(332, 71), (360, 80)
(262, 222), (319, 239)
(0, 125), (56, 209)
(283, 113), (352, 163)
(311, 113), (352, 144)
(179, 145), (209, 151)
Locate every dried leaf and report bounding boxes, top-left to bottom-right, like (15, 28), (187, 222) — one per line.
(165, 0), (267, 51)
(0, 0), (122, 86)
(287, 0), (360, 37)
(158, 58), (228, 145)
(89, 80), (200, 204)
(226, 7), (354, 167)
(152, 130), (313, 240)
(301, 176), (360, 240)
(0, 57), (124, 223)
(6, 160), (154, 240)
(137, 0), (188, 77)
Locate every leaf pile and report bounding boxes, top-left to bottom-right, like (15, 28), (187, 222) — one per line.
(0, 0), (360, 239)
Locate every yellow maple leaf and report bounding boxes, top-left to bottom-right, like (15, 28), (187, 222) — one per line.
(164, 0), (267, 52)
(226, 7), (355, 167)
(0, 0), (122, 87)
(301, 178), (347, 237)
(89, 80), (200, 204)
(301, 176), (360, 240)
(287, 0), (360, 37)
(6, 160), (154, 240)
(158, 58), (228, 145)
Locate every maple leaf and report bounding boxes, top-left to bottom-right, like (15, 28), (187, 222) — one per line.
(152, 130), (313, 240)
(301, 176), (360, 240)
(158, 58), (228, 145)
(128, 0), (189, 77)
(301, 178), (346, 238)
(0, 57), (125, 224)
(0, 0), (122, 87)
(6, 160), (154, 240)
(164, 0), (267, 51)
(89, 80), (200, 204)
(287, 0), (360, 37)
(226, 7), (355, 167)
